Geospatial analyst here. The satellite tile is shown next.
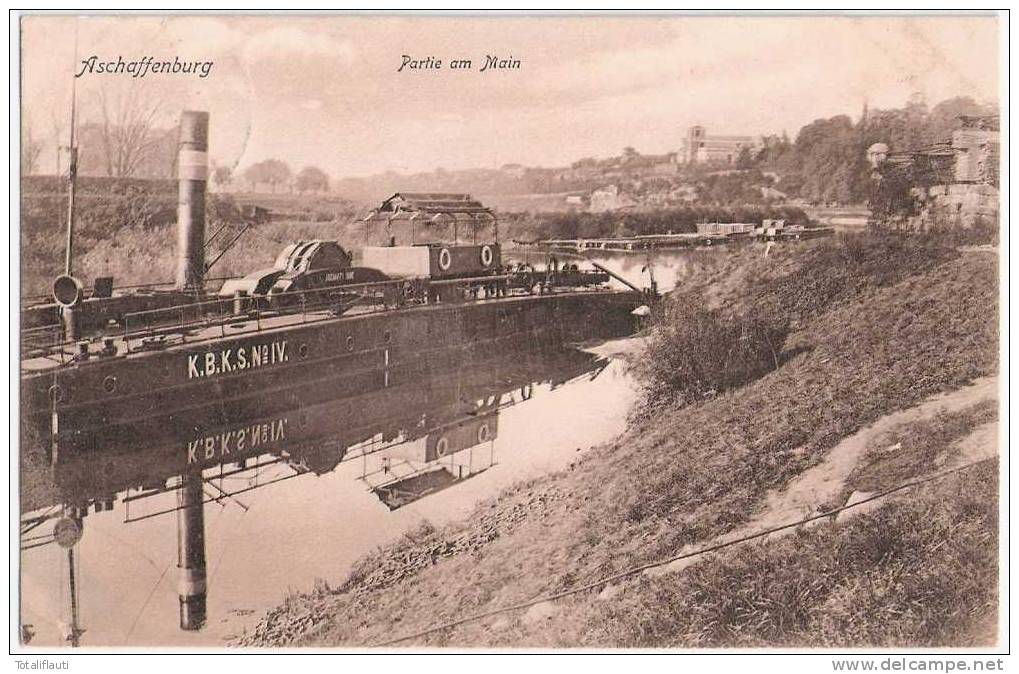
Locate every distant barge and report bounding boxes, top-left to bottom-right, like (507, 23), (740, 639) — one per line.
(524, 219), (833, 252)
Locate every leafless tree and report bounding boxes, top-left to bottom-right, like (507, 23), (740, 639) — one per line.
(20, 119), (43, 175)
(93, 86), (164, 177)
(49, 109), (66, 176)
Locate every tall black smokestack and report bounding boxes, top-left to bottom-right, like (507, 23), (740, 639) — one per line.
(175, 111), (209, 291)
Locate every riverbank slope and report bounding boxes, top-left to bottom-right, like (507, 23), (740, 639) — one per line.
(238, 235), (999, 648)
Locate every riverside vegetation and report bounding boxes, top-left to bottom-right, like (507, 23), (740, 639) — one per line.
(20, 175), (807, 298)
(235, 232), (999, 648)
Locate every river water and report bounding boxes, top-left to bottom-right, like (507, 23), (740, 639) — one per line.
(20, 347), (642, 647)
(18, 248), (720, 648)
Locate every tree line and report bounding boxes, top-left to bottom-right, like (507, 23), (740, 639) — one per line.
(750, 96), (996, 205)
(233, 161), (331, 194)
(22, 92), (993, 204)
(20, 86), (334, 194)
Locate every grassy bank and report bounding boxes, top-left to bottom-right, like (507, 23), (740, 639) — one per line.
(564, 459), (998, 648)
(19, 178), (368, 297)
(234, 234), (998, 648)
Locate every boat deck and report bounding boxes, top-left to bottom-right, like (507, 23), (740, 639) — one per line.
(21, 285), (628, 375)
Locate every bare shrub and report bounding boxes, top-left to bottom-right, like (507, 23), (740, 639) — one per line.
(632, 294), (790, 414)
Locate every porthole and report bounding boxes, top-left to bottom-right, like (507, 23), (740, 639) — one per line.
(102, 375), (117, 394)
(298, 343), (309, 359)
(435, 436), (450, 457)
(438, 248), (452, 271)
(346, 335), (355, 352)
(383, 330), (392, 344)
(477, 423), (490, 443)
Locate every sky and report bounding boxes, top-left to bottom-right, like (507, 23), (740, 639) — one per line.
(20, 13), (1001, 178)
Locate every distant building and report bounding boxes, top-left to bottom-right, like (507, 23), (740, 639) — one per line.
(885, 115), (999, 187)
(648, 153), (681, 175)
(879, 116), (1000, 230)
(950, 116), (999, 185)
(759, 185), (788, 201)
(681, 126), (758, 164)
(589, 185), (635, 213)
(670, 184), (698, 202)
(866, 143), (890, 168)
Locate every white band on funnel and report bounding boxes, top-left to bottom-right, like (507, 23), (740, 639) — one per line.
(178, 567), (207, 595)
(178, 150), (208, 181)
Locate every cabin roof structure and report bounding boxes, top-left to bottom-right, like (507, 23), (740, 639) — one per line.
(364, 192), (495, 222)
(373, 467), (466, 510)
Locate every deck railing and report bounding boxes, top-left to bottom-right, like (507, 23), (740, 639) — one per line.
(21, 272), (612, 368)
(19, 276), (233, 308)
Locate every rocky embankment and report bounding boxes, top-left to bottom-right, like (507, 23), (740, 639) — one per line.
(237, 486), (570, 645)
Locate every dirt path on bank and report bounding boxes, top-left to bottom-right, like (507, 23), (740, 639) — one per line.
(644, 376), (999, 579)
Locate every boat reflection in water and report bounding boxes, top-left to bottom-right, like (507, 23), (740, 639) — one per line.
(19, 344), (616, 646)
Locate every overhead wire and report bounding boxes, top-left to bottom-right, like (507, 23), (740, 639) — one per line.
(373, 456), (996, 647)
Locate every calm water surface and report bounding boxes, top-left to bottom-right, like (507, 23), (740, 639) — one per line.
(20, 345), (639, 647)
(20, 249), (718, 647)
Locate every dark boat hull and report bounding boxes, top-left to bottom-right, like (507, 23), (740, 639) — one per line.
(22, 291), (642, 459)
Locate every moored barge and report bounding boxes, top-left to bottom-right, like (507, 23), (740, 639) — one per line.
(20, 110), (650, 460)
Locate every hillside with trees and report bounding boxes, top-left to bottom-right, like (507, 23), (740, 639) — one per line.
(19, 94), (996, 297)
(23, 91), (994, 210)
(754, 96), (996, 206)
(322, 96), (996, 210)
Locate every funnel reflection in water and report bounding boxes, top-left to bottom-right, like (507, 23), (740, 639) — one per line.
(176, 473), (207, 631)
(19, 344), (629, 645)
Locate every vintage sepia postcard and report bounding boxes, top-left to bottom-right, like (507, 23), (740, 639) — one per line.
(11, 9), (1008, 666)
